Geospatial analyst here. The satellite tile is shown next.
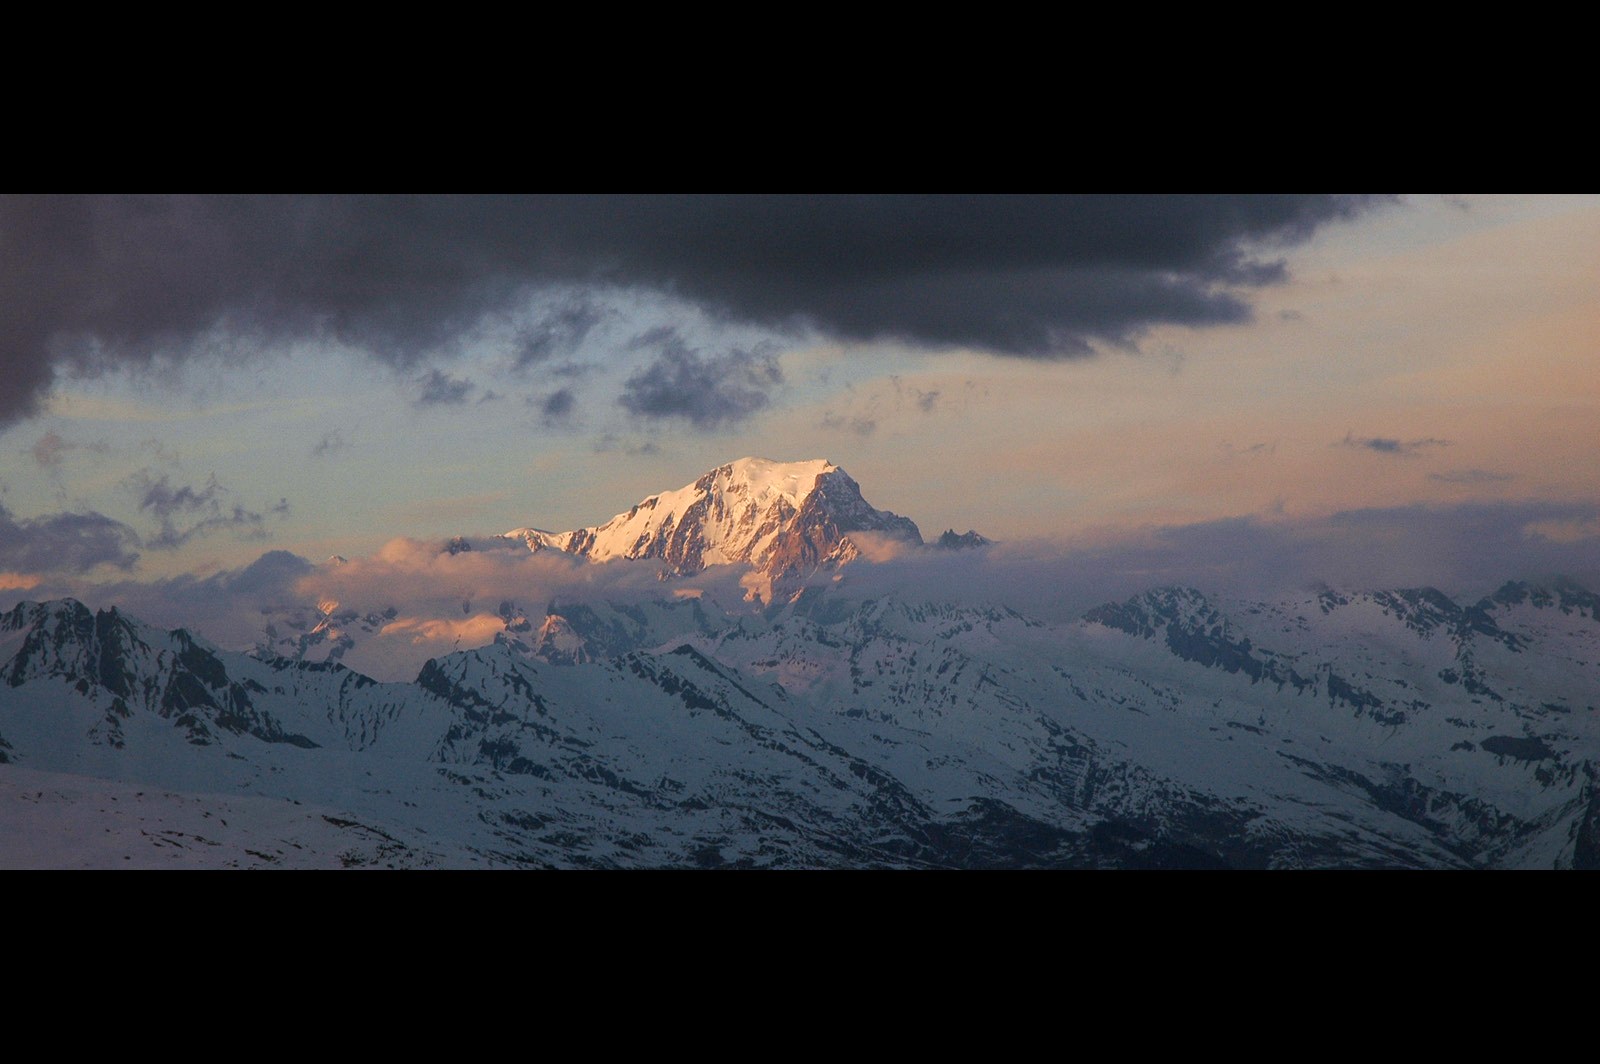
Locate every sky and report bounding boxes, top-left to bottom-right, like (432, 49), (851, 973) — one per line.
(2, 194), (1597, 664)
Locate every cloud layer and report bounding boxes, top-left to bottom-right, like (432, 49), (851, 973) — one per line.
(0, 504), (140, 573)
(0, 195), (1387, 427)
(6, 490), (1593, 683)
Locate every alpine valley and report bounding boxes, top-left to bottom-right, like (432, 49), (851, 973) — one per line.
(4, 458), (1599, 869)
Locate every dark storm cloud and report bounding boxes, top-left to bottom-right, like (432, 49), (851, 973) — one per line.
(0, 194), (1388, 428)
(132, 472), (285, 549)
(618, 328), (783, 429)
(593, 194), (1382, 353)
(0, 504), (140, 572)
(1336, 432), (1450, 456)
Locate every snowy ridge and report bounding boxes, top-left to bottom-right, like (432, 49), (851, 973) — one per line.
(5, 578), (1600, 867)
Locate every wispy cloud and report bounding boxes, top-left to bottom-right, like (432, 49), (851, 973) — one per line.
(415, 369), (474, 407)
(591, 435), (661, 456)
(1335, 432), (1451, 456)
(1219, 441), (1277, 460)
(132, 472), (288, 549)
(889, 376), (940, 414)
(1427, 468), (1514, 483)
(511, 294), (608, 372)
(820, 411), (877, 438)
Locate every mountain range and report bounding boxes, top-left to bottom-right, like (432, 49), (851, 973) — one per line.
(3, 459), (1597, 868)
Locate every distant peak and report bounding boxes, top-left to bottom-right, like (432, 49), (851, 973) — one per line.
(935, 529), (991, 550)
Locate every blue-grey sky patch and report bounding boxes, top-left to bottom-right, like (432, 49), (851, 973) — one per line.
(138, 438), (181, 465)
(310, 429), (348, 459)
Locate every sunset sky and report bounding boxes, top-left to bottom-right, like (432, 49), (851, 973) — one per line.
(2, 194), (1597, 649)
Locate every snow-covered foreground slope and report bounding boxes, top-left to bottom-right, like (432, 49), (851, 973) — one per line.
(3, 580), (1598, 868)
(0, 765), (462, 869)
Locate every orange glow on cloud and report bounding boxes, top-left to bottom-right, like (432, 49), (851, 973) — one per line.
(378, 613), (506, 647)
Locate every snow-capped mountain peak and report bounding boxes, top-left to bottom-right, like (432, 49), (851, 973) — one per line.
(498, 457), (925, 598)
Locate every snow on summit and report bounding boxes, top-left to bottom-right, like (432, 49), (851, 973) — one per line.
(497, 458), (923, 597)
(720, 457), (837, 504)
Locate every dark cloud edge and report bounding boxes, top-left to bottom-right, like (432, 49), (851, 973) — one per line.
(0, 195), (1397, 430)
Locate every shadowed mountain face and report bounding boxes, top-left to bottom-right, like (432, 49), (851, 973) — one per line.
(4, 571), (1599, 868)
(1, 600), (320, 751)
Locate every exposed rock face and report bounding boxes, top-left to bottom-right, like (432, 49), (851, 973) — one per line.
(500, 457), (924, 597)
(1, 599), (319, 749)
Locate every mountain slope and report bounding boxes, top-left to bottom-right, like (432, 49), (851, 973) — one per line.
(6, 578), (1599, 867)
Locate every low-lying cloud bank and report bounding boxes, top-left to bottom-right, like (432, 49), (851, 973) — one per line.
(827, 500), (1600, 620)
(6, 499), (1596, 681)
